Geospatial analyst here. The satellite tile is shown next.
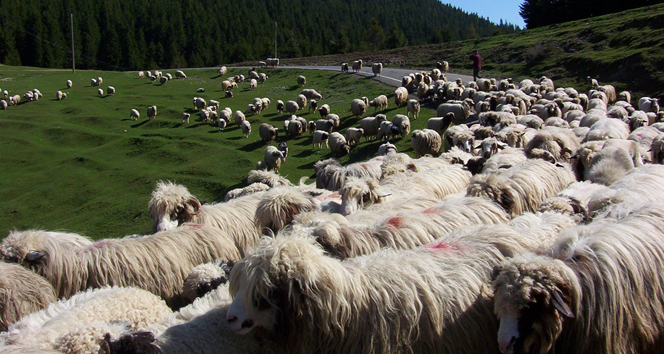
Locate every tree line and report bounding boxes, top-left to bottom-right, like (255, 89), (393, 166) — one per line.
(0, 0), (518, 70)
(520, 0), (663, 28)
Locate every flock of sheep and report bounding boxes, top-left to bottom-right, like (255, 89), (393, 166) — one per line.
(1, 59), (664, 354)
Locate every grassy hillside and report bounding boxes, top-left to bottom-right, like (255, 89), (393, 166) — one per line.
(0, 66), (441, 239)
(261, 3), (664, 99)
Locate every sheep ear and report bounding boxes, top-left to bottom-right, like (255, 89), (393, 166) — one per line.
(552, 288), (574, 318)
(406, 163), (419, 172)
(568, 197), (589, 221)
(26, 251), (45, 261)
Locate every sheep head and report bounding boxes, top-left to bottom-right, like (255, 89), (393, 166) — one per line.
(148, 181), (202, 233)
(466, 174), (517, 215)
(492, 254), (579, 354)
(254, 187), (320, 233)
(340, 177), (387, 216)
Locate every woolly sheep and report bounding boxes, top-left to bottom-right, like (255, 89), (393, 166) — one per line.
(524, 126), (580, 163)
(258, 123), (278, 144)
(147, 106), (157, 119)
(394, 87), (409, 107)
(318, 103), (330, 118)
(301, 88), (323, 100)
(350, 98), (367, 118)
(377, 142), (397, 156)
(240, 120), (251, 138)
(0, 100), (7, 110)
(371, 62), (383, 76)
(427, 113), (455, 137)
(360, 115), (387, 141)
(377, 121), (394, 142)
(493, 203), (664, 354)
(437, 101), (471, 124)
(466, 159), (576, 216)
(296, 94), (307, 110)
(297, 75), (306, 86)
(406, 99), (420, 120)
(285, 117), (303, 138)
(247, 169), (293, 188)
(392, 114), (411, 138)
(329, 132), (350, 157)
(285, 100), (299, 115)
(175, 70), (186, 79)
(638, 97), (660, 113)
(226, 226), (554, 354)
(309, 99), (318, 114)
(369, 95), (388, 112)
(90, 78), (98, 86)
(351, 59), (363, 72)
(411, 129), (442, 158)
(0, 262), (56, 332)
(313, 157), (384, 191)
(313, 130), (330, 149)
(344, 127), (363, 146)
(181, 112), (190, 124)
(160, 76), (169, 84)
(584, 146), (635, 185)
(584, 118), (630, 142)
(129, 108), (140, 121)
(480, 147), (528, 175)
(106, 86), (115, 95)
(66, 80), (72, 88)
(260, 145), (285, 172)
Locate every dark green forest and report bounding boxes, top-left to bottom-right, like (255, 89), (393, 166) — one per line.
(520, 0), (664, 28)
(0, 0), (518, 70)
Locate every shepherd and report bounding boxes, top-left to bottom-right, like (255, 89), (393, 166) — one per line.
(469, 50), (482, 82)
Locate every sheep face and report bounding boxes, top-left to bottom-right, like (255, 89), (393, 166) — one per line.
(147, 181), (201, 232)
(339, 178), (385, 216)
(492, 256), (578, 354)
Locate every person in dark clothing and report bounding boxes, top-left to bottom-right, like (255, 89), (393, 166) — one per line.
(469, 50), (482, 82)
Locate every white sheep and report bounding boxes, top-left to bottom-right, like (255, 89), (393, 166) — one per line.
(329, 131), (350, 156)
(297, 75), (306, 86)
(297, 94), (307, 110)
(350, 98), (367, 118)
(258, 123), (278, 143)
(259, 145), (285, 172)
(175, 70), (186, 79)
(427, 113), (455, 137)
(182, 112), (190, 124)
(106, 86), (115, 95)
(377, 142), (397, 156)
(240, 120), (251, 138)
(344, 127), (364, 146)
(301, 88), (323, 100)
(437, 101), (471, 124)
(392, 114), (411, 138)
(233, 110), (245, 126)
(0, 100), (7, 110)
(406, 99), (420, 120)
(360, 115), (387, 141)
(313, 130), (330, 149)
(147, 106), (157, 120)
(285, 100), (299, 115)
(638, 97), (660, 113)
(160, 76), (169, 84)
(351, 59), (363, 72)
(129, 109), (140, 121)
(66, 80), (72, 88)
(394, 87), (409, 107)
(371, 62), (383, 76)
(0, 262), (56, 332)
(411, 129), (442, 157)
(369, 95), (388, 112)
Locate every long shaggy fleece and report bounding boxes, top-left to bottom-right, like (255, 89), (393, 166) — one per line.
(493, 203), (664, 354)
(0, 225), (245, 308)
(0, 262), (57, 332)
(466, 159), (576, 217)
(314, 157), (384, 191)
(525, 127), (580, 163)
(228, 225), (557, 354)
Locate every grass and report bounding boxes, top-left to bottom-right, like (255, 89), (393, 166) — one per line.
(0, 66), (440, 239)
(245, 3), (664, 99)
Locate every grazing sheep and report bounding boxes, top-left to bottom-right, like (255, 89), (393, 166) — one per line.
(147, 106), (157, 119)
(226, 226), (551, 354)
(97, 88), (104, 97)
(406, 99), (420, 120)
(193, 97), (206, 111)
(329, 132), (350, 157)
(127, 108), (140, 121)
(66, 80), (72, 88)
(0, 226), (247, 308)
(285, 100), (299, 115)
(411, 129), (442, 157)
(369, 95), (388, 112)
(313, 130), (330, 149)
(493, 203), (664, 354)
(107, 86), (115, 95)
(160, 76), (169, 84)
(350, 98), (367, 118)
(91, 78), (98, 86)
(301, 89), (323, 100)
(344, 127), (363, 146)
(175, 70), (186, 79)
(466, 159), (576, 216)
(360, 115), (387, 141)
(318, 103), (330, 118)
(524, 126), (580, 163)
(1, 286), (172, 352)
(258, 123), (278, 144)
(394, 87), (409, 107)
(240, 120), (251, 138)
(297, 75), (306, 86)
(218, 118), (227, 131)
(0, 262), (57, 332)
(0, 100), (7, 110)
(259, 145), (285, 172)
(392, 114), (411, 138)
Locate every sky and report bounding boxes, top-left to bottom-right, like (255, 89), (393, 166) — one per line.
(442, 0), (526, 28)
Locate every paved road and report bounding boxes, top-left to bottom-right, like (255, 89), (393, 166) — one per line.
(234, 65), (474, 88)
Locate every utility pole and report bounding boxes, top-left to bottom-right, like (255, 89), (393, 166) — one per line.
(70, 13), (75, 73)
(274, 21), (277, 59)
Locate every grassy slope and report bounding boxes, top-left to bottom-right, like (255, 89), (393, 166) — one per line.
(0, 66), (440, 239)
(256, 4), (664, 99)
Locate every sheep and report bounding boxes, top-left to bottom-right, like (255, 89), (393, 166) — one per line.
(360, 115), (387, 141)
(107, 86), (115, 95)
(301, 88), (323, 100)
(480, 147), (528, 175)
(248, 78), (257, 90)
(160, 76), (169, 85)
(91, 78), (98, 86)
(437, 101), (471, 124)
(369, 95), (388, 113)
(193, 97), (206, 111)
(329, 132), (350, 156)
(257, 123), (278, 144)
(175, 70), (186, 79)
(66, 80), (72, 88)
(240, 120), (251, 138)
(295, 94), (307, 111)
(344, 127), (363, 146)
(313, 130), (330, 149)
(416, 82), (432, 100)
(226, 225), (555, 354)
(524, 126), (580, 163)
(475, 137), (508, 159)
(308, 99), (318, 114)
(411, 129), (442, 158)
(442, 124), (474, 153)
(318, 103), (330, 118)
(651, 134), (664, 164)
(0, 262), (57, 332)
(584, 146), (635, 185)
(277, 142), (289, 163)
(584, 118), (630, 142)
(351, 59), (363, 72)
(147, 106), (157, 120)
(406, 99), (420, 120)
(296, 75), (306, 86)
(96, 88), (103, 97)
(394, 87), (409, 107)
(0, 100), (7, 110)
(638, 97), (660, 113)
(493, 203), (664, 354)
(285, 100), (299, 115)
(392, 114), (411, 138)
(426, 113), (455, 138)
(284, 117), (303, 138)
(466, 159), (576, 217)
(350, 98), (367, 118)
(313, 157), (384, 191)
(0, 286), (172, 353)
(258, 145), (285, 172)
(377, 121), (394, 142)
(538, 180), (610, 222)
(378, 142), (397, 156)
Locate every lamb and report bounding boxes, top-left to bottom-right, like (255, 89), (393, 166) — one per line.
(301, 88), (323, 100)
(350, 98), (367, 118)
(394, 87), (409, 107)
(258, 123), (278, 143)
(466, 159), (576, 217)
(147, 106), (157, 119)
(259, 145), (285, 172)
(309, 99), (318, 114)
(524, 126), (580, 163)
(360, 115), (387, 141)
(398, 100), (419, 122)
(0, 262), (57, 332)
(351, 59), (363, 72)
(226, 225), (555, 354)
(285, 100), (299, 115)
(426, 113), (455, 137)
(492, 203), (664, 354)
(638, 97), (660, 113)
(129, 109), (140, 121)
(437, 101), (471, 124)
(297, 75), (306, 86)
(0, 286), (172, 353)
(369, 95), (388, 112)
(329, 132), (351, 157)
(371, 62), (383, 76)
(107, 86), (116, 95)
(240, 120), (251, 138)
(313, 130), (330, 149)
(344, 127), (363, 146)
(411, 129), (442, 157)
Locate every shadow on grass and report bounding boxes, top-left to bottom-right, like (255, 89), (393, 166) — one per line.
(210, 74), (223, 80)
(184, 123), (209, 129)
(131, 120), (150, 128)
(239, 140), (266, 152)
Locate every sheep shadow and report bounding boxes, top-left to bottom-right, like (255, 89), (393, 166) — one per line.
(131, 120), (150, 128)
(296, 137), (313, 146)
(285, 85), (300, 92)
(210, 74), (223, 80)
(294, 149), (317, 158)
(239, 140), (266, 152)
(184, 123), (209, 129)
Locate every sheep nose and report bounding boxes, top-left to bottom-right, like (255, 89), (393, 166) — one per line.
(227, 315), (238, 324)
(499, 336), (516, 354)
(483, 151), (491, 159)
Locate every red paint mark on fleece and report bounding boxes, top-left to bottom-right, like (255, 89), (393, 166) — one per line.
(317, 192), (341, 201)
(386, 216), (403, 228)
(78, 240), (109, 253)
(360, 163), (369, 168)
(187, 224), (205, 229)
(426, 241), (464, 253)
(422, 207), (440, 215)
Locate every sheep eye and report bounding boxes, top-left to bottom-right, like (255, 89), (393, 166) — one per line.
(253, 296), (271, 311)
